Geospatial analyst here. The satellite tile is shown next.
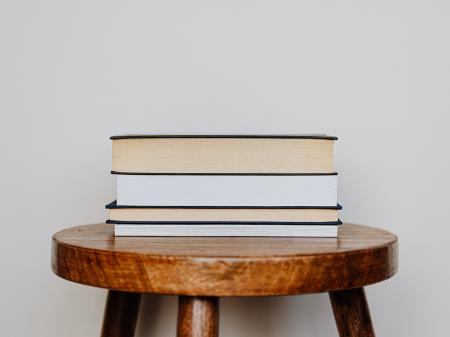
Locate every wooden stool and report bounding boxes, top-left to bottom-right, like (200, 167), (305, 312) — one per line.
(52, 223), (398, 337)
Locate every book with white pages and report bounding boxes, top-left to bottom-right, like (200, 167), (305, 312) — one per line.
(113, 223), (339, 237)
(114, 173), (338, 207)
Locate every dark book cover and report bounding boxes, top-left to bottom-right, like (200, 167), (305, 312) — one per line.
(111, 134), (338, 140)
(110, 172), (338, 176)
(106, 219), (343, 226)
(106, 200), (343, 210)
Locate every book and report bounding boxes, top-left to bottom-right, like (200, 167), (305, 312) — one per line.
(108, 134), (341, 238)
(111, 134), (336, 174)
(113, 224), (339, 237)
(106, 201), (342, 223)
(115, 173), (337, 207)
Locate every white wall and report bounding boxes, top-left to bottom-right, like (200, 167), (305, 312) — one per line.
(1, 0), (449, 336)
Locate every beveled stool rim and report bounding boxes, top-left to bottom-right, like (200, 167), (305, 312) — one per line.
(52, 223), (398, 296)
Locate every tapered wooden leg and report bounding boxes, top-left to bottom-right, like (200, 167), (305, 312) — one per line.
(101, 290), (141, 337)
(177, 296), (219, 337)
(329, 288), (375, 337)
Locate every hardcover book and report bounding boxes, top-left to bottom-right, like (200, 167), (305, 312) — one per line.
(113, 224), (340, 237)
(111, 134), (336, 174)
(106, 201), (341, 223)
(115, 173), (337, 207)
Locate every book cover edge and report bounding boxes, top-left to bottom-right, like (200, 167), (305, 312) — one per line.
(105, 201), (343, 210)
(110, 171), (338, 176)
(107, 219), (343, 225)
(110, 134), (338, 140)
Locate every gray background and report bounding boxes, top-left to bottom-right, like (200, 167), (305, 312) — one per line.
(1, 0), (449, 336)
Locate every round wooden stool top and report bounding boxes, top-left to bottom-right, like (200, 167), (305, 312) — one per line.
(52, 223), (398, 297)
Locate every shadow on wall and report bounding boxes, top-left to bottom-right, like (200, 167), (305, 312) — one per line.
(135, 295), (176, 337)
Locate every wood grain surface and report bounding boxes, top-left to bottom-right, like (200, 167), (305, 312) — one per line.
(100, 290), (141, 337)
(177, 297), (219, 337)
(51, 223), (398, 296)
(329, 288), (375, 337)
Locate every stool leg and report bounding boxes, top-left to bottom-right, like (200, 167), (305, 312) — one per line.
(101, 290), (141, 337)
(329, 288), (375, 337)
(177, 296), (219, 337)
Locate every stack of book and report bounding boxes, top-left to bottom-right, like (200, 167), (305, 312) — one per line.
(106, 135), (341, 237)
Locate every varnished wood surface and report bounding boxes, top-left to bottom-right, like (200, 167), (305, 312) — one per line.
(52, 223), (398, 296)
(100, 290), (141, 337)
(329, 288), (375, 337)
(177, 297), (219, 337)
